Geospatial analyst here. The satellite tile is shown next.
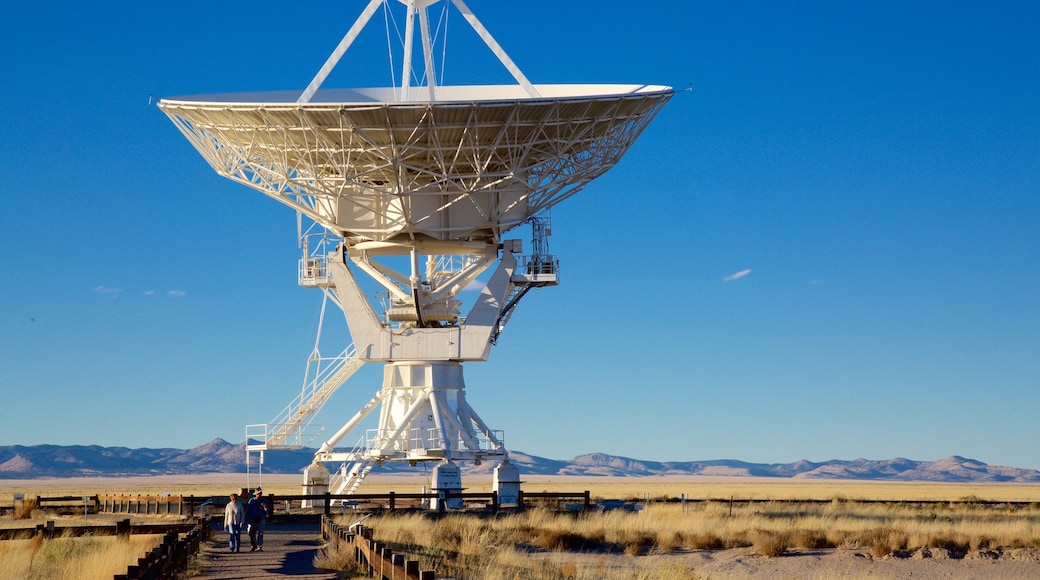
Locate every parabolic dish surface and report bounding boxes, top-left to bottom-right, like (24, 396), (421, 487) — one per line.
(160, 84), (673, 243)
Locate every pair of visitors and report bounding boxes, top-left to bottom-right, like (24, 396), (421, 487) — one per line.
(245, 488), (270, 551)
(223, 493), (244, 552)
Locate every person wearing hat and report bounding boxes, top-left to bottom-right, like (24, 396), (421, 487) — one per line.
(224, 492), (244, 553)
(244, 488), (270, 551)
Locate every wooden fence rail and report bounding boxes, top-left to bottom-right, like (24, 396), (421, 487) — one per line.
(113, 519), (206, 580)
(94, 491), (593, 518)
(288, 490), (592, 515)
(321, 515), (434, 580)
(0, 519), (197, 541)
(98, 495), (198, 517)
(24, 492), (1036, 521)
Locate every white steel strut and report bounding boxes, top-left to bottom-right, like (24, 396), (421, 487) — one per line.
(298, 0), (539, 104)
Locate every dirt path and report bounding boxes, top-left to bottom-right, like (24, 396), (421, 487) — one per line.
(192, 521), (339, 580)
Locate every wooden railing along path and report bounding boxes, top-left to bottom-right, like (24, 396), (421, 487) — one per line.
(12, 492), (1038, 519)
(0, 519), (198, 541)
(322, 515), (434, 580)
(113, 522), (205, 580)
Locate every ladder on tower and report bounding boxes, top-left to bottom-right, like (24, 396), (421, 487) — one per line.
(328, 437), (376, 498)
(333, 460), (375, 496)
(248, 344), (364, 450)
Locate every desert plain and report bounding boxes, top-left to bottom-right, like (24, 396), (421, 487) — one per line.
(4, 474), (1040, 578)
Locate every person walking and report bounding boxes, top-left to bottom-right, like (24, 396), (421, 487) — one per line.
(224, 492), (244, 553)
(244, 488), (270, 551)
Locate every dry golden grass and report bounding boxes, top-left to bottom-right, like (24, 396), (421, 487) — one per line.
(5, 475), (1040, 579)
(506, 476), (1040, 503)
(313, 539), (368, 577)
(4, 474), (1040, 502)
(0, 531), (163, 580)
(0, 473), (305, 504)
(332, 500), (1040, 578)
(11, 498), (36, 520)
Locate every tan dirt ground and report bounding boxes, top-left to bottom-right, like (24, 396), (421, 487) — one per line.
(534, 546), (1040, 579)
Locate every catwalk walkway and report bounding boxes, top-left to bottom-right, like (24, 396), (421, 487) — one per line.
(192, 521), (339, 580)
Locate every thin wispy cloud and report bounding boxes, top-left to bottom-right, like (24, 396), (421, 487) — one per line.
(723, 269), (751, 282)
(93, 285), (122, 295)
(144, 289), (186, 297)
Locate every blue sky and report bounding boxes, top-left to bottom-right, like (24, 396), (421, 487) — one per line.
(2, 1), (1038, 469)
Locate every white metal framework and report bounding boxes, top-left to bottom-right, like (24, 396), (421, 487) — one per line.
(160, 85), (671, 244)
(159, 0), (672, 501)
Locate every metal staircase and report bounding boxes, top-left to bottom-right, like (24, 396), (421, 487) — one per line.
(248, 344), (363, 450)
(334, 460), (375, 496)
(328, 437), (376, 497)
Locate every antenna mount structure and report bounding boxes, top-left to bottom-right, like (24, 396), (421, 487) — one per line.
(160, 0), (673, 506)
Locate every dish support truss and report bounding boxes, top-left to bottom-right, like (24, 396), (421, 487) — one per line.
(159, 89), (672, 245)
(249, 226), (556, 503)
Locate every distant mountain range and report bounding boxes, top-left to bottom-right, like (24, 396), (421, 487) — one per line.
(2, 439), (1038, 483)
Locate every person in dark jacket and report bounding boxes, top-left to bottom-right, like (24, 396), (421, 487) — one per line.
(244, 488), (270, 551)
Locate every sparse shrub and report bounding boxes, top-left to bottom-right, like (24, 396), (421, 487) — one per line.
(928, 534), (969, 557)
(688, 532), (725, 550)
(725, 531), (752, 549)
(871, 537), (892, 558)
(536, 530), (595, 551)
(751, 529), (788, 557)
(828, 529), (855, 549)
(656, 531), (684, 552)
(13, 498), (37, 520)
(862, 527), (907, 558)
(971, 535), (996, 551)
(622, 532), (656, 556)
(792, 528), (832, 549)
(313, 540), (364, 574)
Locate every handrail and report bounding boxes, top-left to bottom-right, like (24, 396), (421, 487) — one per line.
(114, 519), (206, 580)
(259, 343), (363, 448)
(321, 515), (435, 580)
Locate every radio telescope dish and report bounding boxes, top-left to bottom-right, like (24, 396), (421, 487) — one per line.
(161, 84), (671, 244)
(159, 0), (673, 505)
